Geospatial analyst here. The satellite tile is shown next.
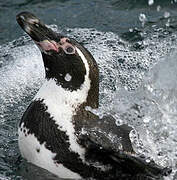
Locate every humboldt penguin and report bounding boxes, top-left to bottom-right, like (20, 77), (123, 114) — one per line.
(16, 12), (171, 180)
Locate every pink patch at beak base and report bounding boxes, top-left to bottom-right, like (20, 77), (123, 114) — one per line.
(36, 40), (59, 52)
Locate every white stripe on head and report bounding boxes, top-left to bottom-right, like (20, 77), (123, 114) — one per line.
(75, 47), (90, 82)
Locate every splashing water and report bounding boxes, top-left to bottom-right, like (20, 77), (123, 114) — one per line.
(1, 25), (177, 179)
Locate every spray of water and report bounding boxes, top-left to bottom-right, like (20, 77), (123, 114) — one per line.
(1, 25), (177, 179)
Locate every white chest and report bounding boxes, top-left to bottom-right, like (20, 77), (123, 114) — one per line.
(33, 79), (87, 156)
(18, 78), (90, 178)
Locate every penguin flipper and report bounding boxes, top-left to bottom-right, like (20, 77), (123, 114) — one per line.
(108, 150), (171, 178)
(78, 116), (171, 179)
(79, 132), (171, 179)
(79, 115), (135, 153)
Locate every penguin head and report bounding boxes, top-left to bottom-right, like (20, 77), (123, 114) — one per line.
(16, 12), (99, 108)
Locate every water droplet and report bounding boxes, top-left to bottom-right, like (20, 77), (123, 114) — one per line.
(64, 73), (72, 82)
(45, 67), (49, 71)
(166, 19), (170, 27)
(148, 0), (154, 6)
(143, 117), (150, 123)
(146, 158), (151, 163)
(129, 28), (133, 32)
(164, 12), (170, 18)
(139, 13), (147, 27)
(157, 5), (161, 12)
(139, 14), (147, 22)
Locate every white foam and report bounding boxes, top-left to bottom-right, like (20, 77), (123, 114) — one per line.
(0, 41), (44, 121)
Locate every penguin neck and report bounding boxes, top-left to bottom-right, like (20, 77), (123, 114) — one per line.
(33, 78), (90, 109)
(84, 73), (99, 109)
(36, 46), (99, 110)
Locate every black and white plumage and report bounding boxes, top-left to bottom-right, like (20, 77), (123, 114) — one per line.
(16, 12), (171, 180)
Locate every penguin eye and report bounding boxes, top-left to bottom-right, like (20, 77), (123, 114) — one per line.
(64, 46), (75, 54)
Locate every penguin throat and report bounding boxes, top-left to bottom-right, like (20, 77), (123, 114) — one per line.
(35, 45), (91, 106)
(34, 78), (90, 111)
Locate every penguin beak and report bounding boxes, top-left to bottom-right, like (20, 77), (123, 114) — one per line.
(16, 12), (62, 52)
